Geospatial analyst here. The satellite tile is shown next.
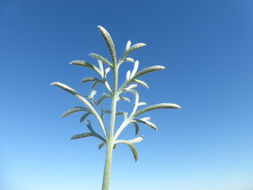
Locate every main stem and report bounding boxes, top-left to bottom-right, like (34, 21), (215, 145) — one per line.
(101, 64), (119, 190)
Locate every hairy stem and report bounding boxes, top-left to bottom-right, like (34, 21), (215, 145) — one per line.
(101, 64), (119, 190)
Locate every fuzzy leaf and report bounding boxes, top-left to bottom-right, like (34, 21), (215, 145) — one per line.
(125, 84), (137, 91)
(98, 60), (104, 77)
(127, 143), (138, 161)
(124, 57), (134, 63)
(133, 122), (140, 135)
(126, 70), (131, 80)
(69, 60), (102, 77)
(89, 53), (113, 67)
(133, 65), (165, 79)
(134, 119), (158, 131)
(51, 82), (77, 95)
(134, 79), (149, 88)
(97, 26), (117, 64)
(80, 113), (90, 123)
(71, 133), (92, 140)
(61, 106), (90, 118)
(121, 43), (146, 61)
(117, 136), (144, 144)
(134, 103), (181, 116)
(81, 77), (102, 84)
(88, 90), (97, 99)
(118, 96), (131, 103)
(98, 142), (106, 149)
(130, 60), (139, 78)
(96, 93), (111, 105)
(125, 40), (131, 50)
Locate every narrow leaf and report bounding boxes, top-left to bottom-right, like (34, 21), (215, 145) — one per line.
(69, 60), (102, 76)
(80, 113), (90, 123)
(81, 77), (102, 84)
(51, 82), (77, 95)
(88, 90), (97, 99)
(97, 26), (117, 64)
(121, 43), (146, 61)
(98, 60), (104, 77)
(98, 142), (106, 149)
(96, 93), (111, 105)
(124, 57), (134, 63)
(135, 119), (158, 131)
(125, 40), (131, 50)
(71, 133), (92, 140)
(130, 60), (139, 78)
(89, 53), (113, 67)
(134, 103), (181, 116)
(133, 65), (165, 79)
(117, 136), (144, 144)
(126, 70), (131, 80)
(61, 106), (90, 118)
(134, 79), (149, 88)
(118, 96), (131, 103)
(133, 122), (140, 135)
(127, 143), (138, 161)
(125, 84), (137, 91)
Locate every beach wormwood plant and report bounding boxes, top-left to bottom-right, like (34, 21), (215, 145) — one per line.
(51, 26), (181, 190)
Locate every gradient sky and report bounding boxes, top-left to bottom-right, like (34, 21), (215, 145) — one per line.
(0, 0), (253, 190)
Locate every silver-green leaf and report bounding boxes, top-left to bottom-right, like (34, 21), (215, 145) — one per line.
(69, 60), (102, 77)
(134, 103), (181, 117)
(97, 26), (117, 64)
(61, 106), (90, 118)
(71, 133), (93, 140)
(89, 53), (113, 68)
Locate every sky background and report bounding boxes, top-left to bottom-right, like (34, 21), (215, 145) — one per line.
(0, 0), (253, 190)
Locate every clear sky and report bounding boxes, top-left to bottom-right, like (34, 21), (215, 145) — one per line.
(0, 0), (253, 190)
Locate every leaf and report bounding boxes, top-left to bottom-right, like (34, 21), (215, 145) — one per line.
(127, 143), (138, 161)
(138, 102), (147, 106)
(134, 118), (158, 131)
(118, 96), (131, 103)
(121, 43), (146, 61)
(71, 133), (92, 140)
(80, 113), (90, 123)
(134, 103), (181, 116)
(126, 70), (131, 80)
(89, 53), (113, 67)
(85, 120), (94, 133)
(98, 142), (106, 149)
(133, 122), (140, 135)
(69, 60), (102, 77)
(97, 26), (117, 64)
(61, 106), (90, 118)
(51, 82), (77, 95)
(134, 79), (149, 88)
(117, 136), (144, 144)
(96, 93), (111, 105)
(133, 65), (165, 79)
(125, 40), (131, 50)
(105, 67), (111, 78)
(125, 84), (137, 91)
(91, 81), (99, 89)
(130, 60), (139, 78)
(88, 90), (97, 99)
(124, 57), (134, 63)
(98, 60), (104, 77)
(81, 77), (102, 84)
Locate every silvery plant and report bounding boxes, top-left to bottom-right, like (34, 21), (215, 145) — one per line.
(51, 26), (181, 190)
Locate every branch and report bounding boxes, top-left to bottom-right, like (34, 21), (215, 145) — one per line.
(51, 82), (108, 140)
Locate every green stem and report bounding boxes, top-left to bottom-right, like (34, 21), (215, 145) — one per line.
(101, 64), (119, 190)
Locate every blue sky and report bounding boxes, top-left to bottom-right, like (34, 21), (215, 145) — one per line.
(0, 0), (253, 190)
